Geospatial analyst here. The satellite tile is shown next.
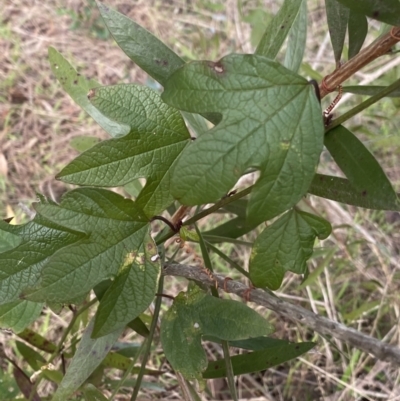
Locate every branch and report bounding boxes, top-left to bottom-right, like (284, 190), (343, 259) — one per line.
(319, 27), (400, 99)
(163, 263), (400, 366)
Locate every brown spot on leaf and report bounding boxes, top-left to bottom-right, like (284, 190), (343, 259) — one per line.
(209, 60), (225, 74)
(372, 10), (379, 18)
(87, 89), (96, 99)
(362, 190), (367, 196)
(73, 80), (78, 85)
(155, 59), (169, 66)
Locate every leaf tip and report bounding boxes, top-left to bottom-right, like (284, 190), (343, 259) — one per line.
(97, 1), (109, 14)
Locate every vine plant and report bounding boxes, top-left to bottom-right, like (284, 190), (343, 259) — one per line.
(1, 0), (400, 399)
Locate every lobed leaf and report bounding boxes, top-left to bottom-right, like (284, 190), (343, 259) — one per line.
(336, 0), (400, 26)
(162, 54), (324, 224)
(0, 226), (21, 253)
(324, 125), (399, 207)
(325, 0), (350, 63)
(160, 286), (273, 380)
(25, 188), (152, 304)
(0, 300), (43, 333)
(48, 47), (129, 138)
(0, 216), (85, 305)
(255, 0), (303, 59)
(57, 85), (191, 217)
(250, 209), (331, 290)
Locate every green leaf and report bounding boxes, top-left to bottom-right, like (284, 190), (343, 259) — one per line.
(160, 286), (273, 380)
(325, 0), (350, 63)
(92, 230), (160, 338)
(324, 125), (399, 207)
(83, 384), (108, 401)
(0, 300), (43, 333)
(0, 226), (21, 253)
(0, 369), (20, 400)
(96, 2), (184, 86)
(70, 136), (101, 153)
(127, 317), (150, 337)
(298, 247), (337, 289)
(203, 341), (315, 378)
(203, 218), (258, 241)
(57, 85), (191, 217)
(284, 0), (307, 73)
(16, 341), (46, 371)
(348, 10), (368, 59)
(181, 111), (209, 136)
(162, 54), (324, 224)
(205, 335), (297, 350)
(17, 328), (57, 353)
(0, 216), (85, 305)
(96, 2), (220, 126)
(250, 209), (331, 290)
(343, 86), (400, 97)
(255, 0), (302, 59)
(48, 47), (129, 138)
(342, 299), (381, 321)
(94, 281), (150, 337)
(25, 188), (150, 304)
(202, 199), (260, 240)
(336, 0), (400, 26)
(329, 78), (400, 129)
(52, 319), (123, 401)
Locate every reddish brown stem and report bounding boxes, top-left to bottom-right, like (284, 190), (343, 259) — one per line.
(171, 205), (191, 228)
(319, 27), (400, 99)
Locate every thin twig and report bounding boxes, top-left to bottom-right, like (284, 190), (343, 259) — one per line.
(163, 263), (400, 366)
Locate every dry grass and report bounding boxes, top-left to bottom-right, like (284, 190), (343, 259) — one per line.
(1, 0), (400, 400)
